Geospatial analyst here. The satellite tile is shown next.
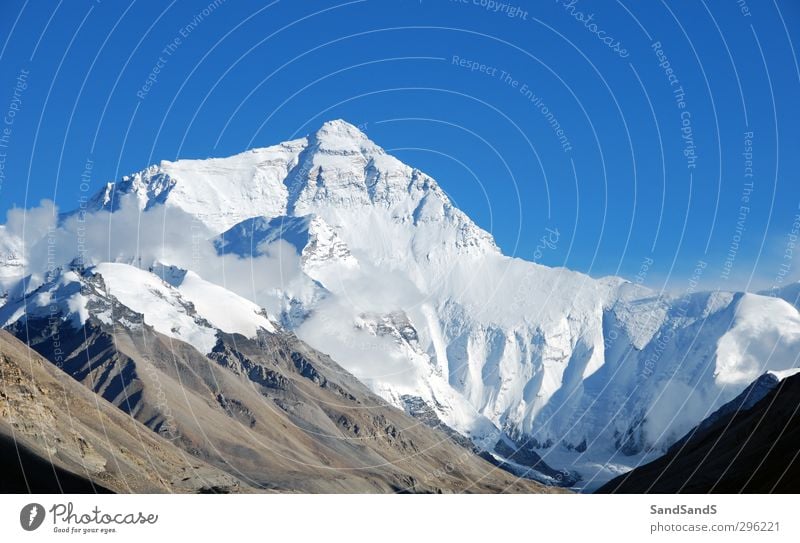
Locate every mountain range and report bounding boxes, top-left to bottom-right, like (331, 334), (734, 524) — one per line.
(1, 120), (798, 492)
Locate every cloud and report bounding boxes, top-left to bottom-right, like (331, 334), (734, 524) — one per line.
(6, 195), (315, 316)
(3, 199), (58, 243)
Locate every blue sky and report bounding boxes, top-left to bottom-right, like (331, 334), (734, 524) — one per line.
(0, 0), (798, 291)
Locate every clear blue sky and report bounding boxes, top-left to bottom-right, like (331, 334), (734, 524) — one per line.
(0, 0), (799, 291)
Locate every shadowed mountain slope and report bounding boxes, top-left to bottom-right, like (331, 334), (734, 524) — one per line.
(0, 331), (246, 493)
(597, 372), (800, 493)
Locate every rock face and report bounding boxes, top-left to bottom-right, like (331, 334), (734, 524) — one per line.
(0, 267), (555, 494)
(597, 371), (800, 493)
(0, 331), (244, 493)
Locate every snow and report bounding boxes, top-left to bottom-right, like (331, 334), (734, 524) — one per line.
(715, 293), (800, 386)
(1, 261), (275, 354)
(769, 367), (800, 380)
(214, 214), (357, 271)
(171, 269), (276, 335)
(94, 262), (276, 352)
(86, 141), (306, 234)
(0, 270), (90, 329)
(94, 263), (219, 353)
(760, 281), (800, 310)
(215, 216), (313, 258)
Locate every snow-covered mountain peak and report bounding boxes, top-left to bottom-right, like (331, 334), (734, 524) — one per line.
(78, 119), (500, 259)
(286, 121), (431, 214)
(308, 119), (373, 152)
(80, 119), (485, 247)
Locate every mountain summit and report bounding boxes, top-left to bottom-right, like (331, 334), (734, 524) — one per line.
(86, 119), (498, 259)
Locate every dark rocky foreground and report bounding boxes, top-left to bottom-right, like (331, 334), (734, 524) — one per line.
(597, 373), (800, 493)
(0, 433), (111, 493)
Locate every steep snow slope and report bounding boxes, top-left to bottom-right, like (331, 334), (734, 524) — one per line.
(7, 120), (800, 486)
